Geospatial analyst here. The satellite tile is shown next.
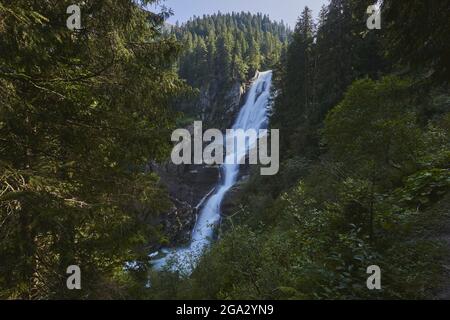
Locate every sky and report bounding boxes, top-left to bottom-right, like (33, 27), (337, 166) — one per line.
(153, 0), (329, 28)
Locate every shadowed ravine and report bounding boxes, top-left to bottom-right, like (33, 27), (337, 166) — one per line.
(152, 71), (273, 274)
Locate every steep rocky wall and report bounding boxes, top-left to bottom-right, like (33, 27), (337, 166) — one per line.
(151, 161), (219, 247)
(200, 80), (246, 128)
(154, 73), (259, 247)
(196, 72), (260, 129)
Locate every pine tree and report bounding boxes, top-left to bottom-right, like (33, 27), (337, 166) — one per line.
(271, 7), (316, 156)
(383, 0), (450, 83)
(174, 12), (290, 88)
(0, 0), (188, 299)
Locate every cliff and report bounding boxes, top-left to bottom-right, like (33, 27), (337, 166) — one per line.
(154, 73), (260, 247)
(198, 80), (247, 129)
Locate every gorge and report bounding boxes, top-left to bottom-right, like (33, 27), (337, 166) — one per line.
(152, 71), (273, 273)
(2, 1), (449, 300)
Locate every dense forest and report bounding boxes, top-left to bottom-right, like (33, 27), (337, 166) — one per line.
(0, 0), (188, 299)
(1, 0), (449, 300)
(174, 12), (289, 86)
(169, 13), (290, 126)
(148, 0), (450, 299)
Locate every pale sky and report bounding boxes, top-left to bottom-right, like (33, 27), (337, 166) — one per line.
(153, 0), (329, 28)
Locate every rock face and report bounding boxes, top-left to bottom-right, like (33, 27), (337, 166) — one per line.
(152, 161), (219, 247)
(155, 72), (260, 247)
(199, 79), (247, 129)
(221, 179), (247, 218)
(159, 197), (195, 246)
(220, 161), (251, 217)
(223, 82), (246, 122)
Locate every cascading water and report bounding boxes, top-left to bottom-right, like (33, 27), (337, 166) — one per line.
(152, 71), (273, 274)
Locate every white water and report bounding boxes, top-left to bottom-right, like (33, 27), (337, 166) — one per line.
(152, 70), (273, 274)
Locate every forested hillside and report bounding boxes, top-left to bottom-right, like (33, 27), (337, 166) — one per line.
(174, 12), (289, 85)
(148, 0), (450, 299)
(169, 13), (289, 126)
(1, 0), (449, 301)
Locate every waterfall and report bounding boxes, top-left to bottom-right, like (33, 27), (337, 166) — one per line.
(152, 70), (273, 274)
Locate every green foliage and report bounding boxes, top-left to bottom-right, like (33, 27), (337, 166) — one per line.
(324, 77), (422, 185)
(392, 169), (450, 209)
(0, 0), (187, 299)
(156, 1), (450, 300)
(272, 0), (387, 159)
(1, 0), (449, 301)
(174, 12), (289, 86)
(154, 74), (449, 300)
(382, 0), (450, 83)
